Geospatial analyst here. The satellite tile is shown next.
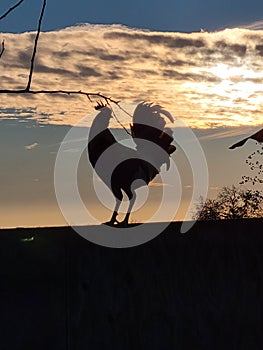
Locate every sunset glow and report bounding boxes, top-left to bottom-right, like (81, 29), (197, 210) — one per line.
(0, 25), (263, 128)
(1, 22), (263, 228)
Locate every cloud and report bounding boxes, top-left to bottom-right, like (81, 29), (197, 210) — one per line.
(25, 142), (38, 150)
(255, 45), (263, 56)
(104, 30), (205, 48)
(209, 186), (220, 191)
(162, 69), (221, 83)
(75, 65), (102, 77)
(162, 59), (198, 67)
(0, 23), (263, 128)
(0, 107), (36, 120)
(148, 182), (173, 187)
(242, 20), (263, 30)
(193, 125), (262, 141)
(214, 41), (247, 57)
(34, 64), (77, 77)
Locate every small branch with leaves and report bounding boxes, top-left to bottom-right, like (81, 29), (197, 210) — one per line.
(240, 146), (263, 185)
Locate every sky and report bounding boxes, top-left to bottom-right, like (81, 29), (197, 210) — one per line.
(0, 0), (263, 228)
(1, 0), (263, 33)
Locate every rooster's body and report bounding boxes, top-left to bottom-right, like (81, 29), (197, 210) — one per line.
(88, 102), (176, 226)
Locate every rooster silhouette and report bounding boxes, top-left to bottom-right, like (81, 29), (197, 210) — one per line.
(88, 102), (176, 226)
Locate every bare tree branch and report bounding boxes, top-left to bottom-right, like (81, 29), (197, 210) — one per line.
(0, 0), (130, 132)
(0, 88), (131, 129)
(0, 0), (26, 61)
(0, 88), (120, 103)
(0, 40), (4, 58)
(108, 103), (131, 135)
(0, 0), (26, 21)
(26, 0), (46, 91)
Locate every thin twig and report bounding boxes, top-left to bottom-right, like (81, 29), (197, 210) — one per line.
(0, 88), (123, 108)
(0, 0), (26, 21)
(117, 104), (133, 118)
(0, 88), (118, 102)
(25, 0), (46, 91)
(0, 40), (4, 58)
(107, 102), (131, 135)
(0, 88), (132, 131)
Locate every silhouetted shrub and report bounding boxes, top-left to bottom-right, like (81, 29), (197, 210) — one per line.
(194, 185), (263, 220)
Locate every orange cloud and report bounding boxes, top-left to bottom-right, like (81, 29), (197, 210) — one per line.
(1, 24), (263, 128)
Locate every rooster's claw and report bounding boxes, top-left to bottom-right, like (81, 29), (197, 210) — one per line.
(103, 219), (119, 227)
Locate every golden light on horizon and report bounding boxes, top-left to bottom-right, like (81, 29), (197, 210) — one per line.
(181, 60), (263, 127)
(206, 63), (263, 100)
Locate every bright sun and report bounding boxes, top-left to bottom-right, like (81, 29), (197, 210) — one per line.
(208, 63), (258, 82)
(182, 62), (263, 127)
(200, 63), (262, 102)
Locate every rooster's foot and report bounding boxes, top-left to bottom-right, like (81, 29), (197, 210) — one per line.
(103, 220), (119, 227)
(115, 220), (129, 228)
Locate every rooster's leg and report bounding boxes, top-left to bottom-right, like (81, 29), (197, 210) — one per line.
(104, 196), (122, 226)
(110, 200), (121, 223)
(118, 190), (136, 227)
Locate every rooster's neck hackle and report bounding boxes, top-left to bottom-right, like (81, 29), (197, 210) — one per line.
(89, 106), (112, 140)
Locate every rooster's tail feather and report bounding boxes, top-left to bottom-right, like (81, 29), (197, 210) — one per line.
(131, 102), (176, 156)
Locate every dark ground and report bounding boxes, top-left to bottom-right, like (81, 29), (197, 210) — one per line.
(0, 219), (263, 350)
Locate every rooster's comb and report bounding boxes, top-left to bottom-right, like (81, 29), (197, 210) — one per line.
(95, 101), (107, 110)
